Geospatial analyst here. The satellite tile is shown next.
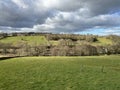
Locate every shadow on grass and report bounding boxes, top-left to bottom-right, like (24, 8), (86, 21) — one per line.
(0, 56), (21, 61)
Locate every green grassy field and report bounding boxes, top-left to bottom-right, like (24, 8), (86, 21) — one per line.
(0, 36), (48, 45)
(91, 37), (113, 46)
(0, 56), (120, 90)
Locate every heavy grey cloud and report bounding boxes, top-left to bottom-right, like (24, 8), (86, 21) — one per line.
(0, 0), (120, 34)
(0, 0), (54, 27)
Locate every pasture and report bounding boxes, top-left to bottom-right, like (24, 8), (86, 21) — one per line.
(0, 56), (120, 90)
(0, 36), (48, 45)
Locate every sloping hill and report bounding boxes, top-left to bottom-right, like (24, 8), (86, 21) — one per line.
(0, 36), (48, 45)
(0, 35), (114, 46)
(92, 37), (113, 46)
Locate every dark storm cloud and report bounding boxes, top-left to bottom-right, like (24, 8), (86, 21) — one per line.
(0, 0), (54, 27)
(0, 0), (120, 34)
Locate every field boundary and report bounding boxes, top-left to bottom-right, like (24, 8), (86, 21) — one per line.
(0, 56), (20, 61)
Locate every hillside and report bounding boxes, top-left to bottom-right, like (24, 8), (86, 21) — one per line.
(0, 35), (113, 46)
(0, 36), (48, 45)
(91, 37), (113, 46)
(0, 33), (120, 56)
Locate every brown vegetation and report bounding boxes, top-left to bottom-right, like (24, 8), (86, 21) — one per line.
(0, 33), (120, 57)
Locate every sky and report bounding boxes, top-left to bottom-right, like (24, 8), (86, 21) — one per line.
(0, 0), (120, 35)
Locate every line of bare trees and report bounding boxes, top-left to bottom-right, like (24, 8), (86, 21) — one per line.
(46, 34), (98, 42)
(0, 43), (96, 56)
(0, 41), (120, 57)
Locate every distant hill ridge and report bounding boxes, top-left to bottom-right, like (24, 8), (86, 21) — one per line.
(0, 33), (120, 57)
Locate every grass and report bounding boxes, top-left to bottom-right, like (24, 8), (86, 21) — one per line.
(0, 56), (120, 90)
(92, 37), (113, 46)
(0, 36), (48, 45)
(49, 40), (59, 45)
